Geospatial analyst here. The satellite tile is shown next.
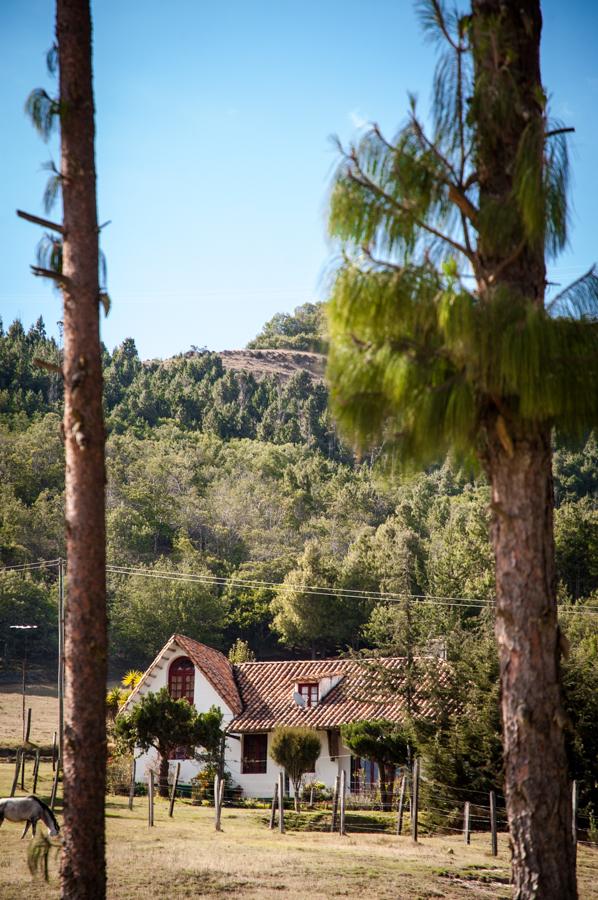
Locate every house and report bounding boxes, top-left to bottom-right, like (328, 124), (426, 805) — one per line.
(121, 633), (446, 798)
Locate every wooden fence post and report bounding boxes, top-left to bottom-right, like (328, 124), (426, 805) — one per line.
(32, 748), (41, 795)
(339, 768), (347, 835)
(489, 790), (497, 856)
(148, 771), (154, 827)
(128, 757), (136, 811)
(269, 782), (279, 829)
(411, 759), (420, 843)
(464, 801), (471, 845)
(20, 752), (26, 790)
(25, 707), (32, 743)
(396, 773), (406, 835)
(278, 771), (285, 834)
(168, 762), (180, 818)
(214, 775), (222, 831)
(572, 780), (578, 861)
(330, 774), (340, 832)
(50, 758), (60, 810)
(52, 731), (57, 772)
(10, 749), (21, 797)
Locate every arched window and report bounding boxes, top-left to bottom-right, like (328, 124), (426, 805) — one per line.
(168, 656), (195, 704)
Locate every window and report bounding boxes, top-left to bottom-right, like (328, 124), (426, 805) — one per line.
(298, 682), (319, 707)
(242, 733), (268, 774)
(168, 656), (195, 704)
(350, 755), (379, 794)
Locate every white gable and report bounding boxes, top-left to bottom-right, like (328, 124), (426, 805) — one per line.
(120, 638), (234, 724)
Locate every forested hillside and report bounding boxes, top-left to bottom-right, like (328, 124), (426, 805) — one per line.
(1, 307), (597, 809)
(1, 307), (596, 660)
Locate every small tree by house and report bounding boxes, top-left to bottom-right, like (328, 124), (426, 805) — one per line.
(269, 726), (321, 811)
(115, 688), (223, 797)
(228, 639), (256, 663)
(341, 720), (410, 812)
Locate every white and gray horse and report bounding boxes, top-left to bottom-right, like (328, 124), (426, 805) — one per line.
(0, 796), (60, 839)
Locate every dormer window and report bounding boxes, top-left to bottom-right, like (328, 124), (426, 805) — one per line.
(297, 682), (318, 707)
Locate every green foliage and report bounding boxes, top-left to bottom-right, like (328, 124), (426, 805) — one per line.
(115, 689), (224, 795)
(24, 88), (60, 141)
(0, 308), (595, 714)
(228, 638), (256, 663)
(554, 499), (598, 600)
(247, 302), (326, 352)
(108, 556), (228, 666)
(560, 604), (598, 815)
(269, 726), (321, 810)
(115, 688), (201, 756)
(271, 540), (373, 654)
(106, 687), (126, 719)
(0, 322), (338, 456)
(326, 1), (598, 470)
(0, 319), (63, 419)
(408, 621), (503, 816)
(341, 719), (410, 767)
(341, 719), (410, 811)
(0, 571), (57, 664)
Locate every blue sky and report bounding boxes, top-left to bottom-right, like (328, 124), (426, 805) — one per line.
(1, 1), (597, 358)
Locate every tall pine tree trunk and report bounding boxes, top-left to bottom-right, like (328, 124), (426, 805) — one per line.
(472, 2), (576, 895)
(57, 1), (107, 896)
(486, 425), (576, 898)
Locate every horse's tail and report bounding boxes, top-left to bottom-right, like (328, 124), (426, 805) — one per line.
(30, 796), (60, 834)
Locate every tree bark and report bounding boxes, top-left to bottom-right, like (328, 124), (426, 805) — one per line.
(293, 778), (301, 813)
(485, 426), (576, 898)
(56, 1), (107, 897)
(158, 752), (170, 799)
(471, 2), (577, 896)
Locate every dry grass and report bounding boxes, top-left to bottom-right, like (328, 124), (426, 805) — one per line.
(0, 761), (597, 899)
(0, 684), (58, 749)
(218, 349), (325, 382)
(0, 689), (596, 899)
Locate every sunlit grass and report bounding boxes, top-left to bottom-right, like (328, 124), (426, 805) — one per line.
(0, 690), (596, 898)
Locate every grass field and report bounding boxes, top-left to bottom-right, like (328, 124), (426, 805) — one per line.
(0, 688), (596, 898)
(0, 683), (58, 749)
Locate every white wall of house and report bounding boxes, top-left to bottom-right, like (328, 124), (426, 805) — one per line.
(132, 648), (235, 786)
(228, 730), (352, 800)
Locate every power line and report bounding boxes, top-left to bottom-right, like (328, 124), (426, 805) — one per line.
(2, 558), (595, 616)
(105, 564), (598, 615)
(0, 559), (60, 572)
(106, 564), (494, 608)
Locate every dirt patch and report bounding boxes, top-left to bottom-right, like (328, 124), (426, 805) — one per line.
(219, 349), (326, 382)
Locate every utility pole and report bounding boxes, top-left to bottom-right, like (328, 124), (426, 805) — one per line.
(9, 624), (38, 741)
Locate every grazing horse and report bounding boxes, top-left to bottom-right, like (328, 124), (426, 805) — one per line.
(0, 796), (60, 839)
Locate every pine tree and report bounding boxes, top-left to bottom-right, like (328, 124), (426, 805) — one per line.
(25, 0), (108, 894)
(326, 2), (597, 895)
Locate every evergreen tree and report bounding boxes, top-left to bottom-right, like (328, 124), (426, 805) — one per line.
(326, 2), (597, 893)
(26, 2), (108, 892)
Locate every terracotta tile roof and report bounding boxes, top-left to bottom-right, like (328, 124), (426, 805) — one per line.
(227, 656), (448, 732)
(173, 634), (243, 715)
